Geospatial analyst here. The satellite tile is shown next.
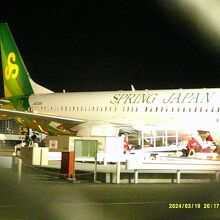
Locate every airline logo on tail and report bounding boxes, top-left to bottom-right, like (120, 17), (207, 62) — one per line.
(0, 23), (34, 98)
(5, 52), (19, 80)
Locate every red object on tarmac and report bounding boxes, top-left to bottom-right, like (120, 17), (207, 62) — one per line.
(124, 139), (129, 152)
(61, 152), (75, 179)
(187, 137), (201, 150)
(206, 133), (213, 142)
(199, 148), (213, 153)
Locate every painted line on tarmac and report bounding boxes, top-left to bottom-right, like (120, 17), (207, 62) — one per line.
(67, 201), (166, 206)
(0, 205), (17, 208)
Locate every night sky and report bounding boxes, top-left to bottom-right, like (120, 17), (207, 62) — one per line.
(1, 1), (220, 96)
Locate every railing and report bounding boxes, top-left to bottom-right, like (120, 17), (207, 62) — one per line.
(126, 157), (220, 183)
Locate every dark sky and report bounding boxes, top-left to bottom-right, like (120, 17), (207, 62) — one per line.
(1, 1), (220, 95)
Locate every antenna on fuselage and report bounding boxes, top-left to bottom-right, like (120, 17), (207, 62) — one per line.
(131, 85), (135, 92)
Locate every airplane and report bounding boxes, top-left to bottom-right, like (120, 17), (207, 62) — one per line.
(0, 23), (220, 146)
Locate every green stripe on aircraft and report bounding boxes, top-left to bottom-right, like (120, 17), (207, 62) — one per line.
(0, 23), (34, 99)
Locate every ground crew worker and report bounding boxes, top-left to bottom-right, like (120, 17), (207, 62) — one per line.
(182, 136), (202, 156)
(187, 137), (201, 151)
(121, 134), (129, 153)
(206, 132), (213, 142)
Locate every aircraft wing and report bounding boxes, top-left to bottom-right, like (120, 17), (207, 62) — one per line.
(0, 108), (86, 134)
(0, 108), (85, 124)
(0, 109), (158, 136)
(0, 108), (139, 136)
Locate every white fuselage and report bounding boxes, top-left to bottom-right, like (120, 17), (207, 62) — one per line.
(29, 88), (220, 129)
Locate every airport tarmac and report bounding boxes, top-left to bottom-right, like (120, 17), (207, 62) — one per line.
(1, 167), (220, 220)
(0, 146), (220, 219)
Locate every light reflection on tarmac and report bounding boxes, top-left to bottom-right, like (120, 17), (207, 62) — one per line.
(0, 166), (219, 220)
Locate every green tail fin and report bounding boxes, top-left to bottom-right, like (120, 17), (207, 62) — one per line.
(0, 23), (34, 98)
